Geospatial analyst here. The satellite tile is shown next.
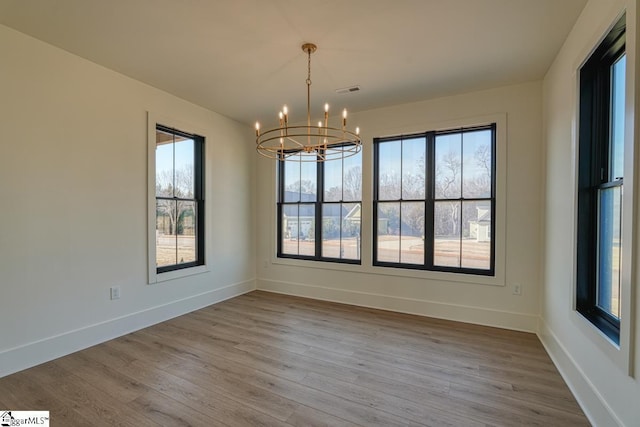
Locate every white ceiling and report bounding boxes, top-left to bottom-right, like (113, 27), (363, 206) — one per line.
(0, 0), (587, 126)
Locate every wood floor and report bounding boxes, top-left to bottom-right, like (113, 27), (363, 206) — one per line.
(0, 291), (589, 426)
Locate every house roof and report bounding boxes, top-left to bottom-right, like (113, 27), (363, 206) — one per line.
(283, 203), (347, 219)
(0, 0), (587, 125)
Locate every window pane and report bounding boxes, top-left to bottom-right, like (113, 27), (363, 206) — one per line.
(597, 186), (622, 319)
(176, 201), (196, 264)
(324, 155), (342, 202)
(284, 161), (301, 202)
(174, 137), (194, 198)
(402, 138), (425, 199)
(434, 201), (461, 267)
(377, 202), (400, 262)
(322, 203), (361, 260)
(462, 130), (492, 198)
(156, 199), (177, 267)
(343, 151), (362, 201)
(341, 203), (361, 260)
(378, 140), (401, 200)
(282, 205), (300, 255)
(462, 201), (491, 269)
(300, 156), (317, 201)
(400, 202), (424, 264)
(156, 130), (174, 198)
(322, 204), (341, 258)
(610, 54), (625, 181)
(282, 204), (315, 256)
(435, 134), (462, 199)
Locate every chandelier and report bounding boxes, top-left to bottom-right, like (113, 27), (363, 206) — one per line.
(255, 43), (362, 162)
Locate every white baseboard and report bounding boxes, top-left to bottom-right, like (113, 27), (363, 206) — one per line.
(0, 279), (256, 378)
(537, 318), (622, 427)
(257, 278), (537, 332)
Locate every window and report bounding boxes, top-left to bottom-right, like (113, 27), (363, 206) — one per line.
(154, 124), (205, 273)
(576, 14), (625, 343)
(278, 149), (362, 263)
(374, 125), (495, 275)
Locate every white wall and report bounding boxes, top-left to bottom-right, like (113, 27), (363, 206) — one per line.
(540, 0), (640, 426)
(0, 24), (256, 376)
(256, 81), (543, 332)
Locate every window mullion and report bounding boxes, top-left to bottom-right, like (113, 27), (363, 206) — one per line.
(316, 153), (323, 259)
(425, 132), (435, 269)
(458, 132), (464, 268)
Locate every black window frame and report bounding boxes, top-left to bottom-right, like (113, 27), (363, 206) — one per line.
(373, 124), (496, 276)
(277, 147), (362, 264)
(155, 124), (205, 274)
(576, 14), (625, 344)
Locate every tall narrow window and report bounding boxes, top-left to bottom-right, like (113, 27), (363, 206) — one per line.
(155, 125), (205, 273)
(278, 149), (362, 263)
(576, 14), (625, 343)
(373, 125), (496, 275)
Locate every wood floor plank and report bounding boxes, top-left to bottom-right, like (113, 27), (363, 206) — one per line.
(0, 371), (95, 426)
(161, 349), (420, 427)
(0, 291), (589, 426)
(117, 359), (288, 427)
(285, 404), (362, 427)
(449, 381), (590, 426)
(53, 352), (150, 404)
(300, 372), (484, 427)
(127, 389), (225, 427)
(21, 367), (159, 426)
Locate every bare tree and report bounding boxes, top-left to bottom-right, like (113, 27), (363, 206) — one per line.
(324, 186), (342, 201)
(286, 180), (316, 198)
(462, 143), (491, 199)
(402, 203), (425, 237)
(436, 149), (461, 198)
(435, 149), (461, 236)
(175, 167), (194, 198)
(378, 171), (401, 200)
(156, 166), (194, 235)
(343, 166), (362, 201)
(474, 144), (491, 178)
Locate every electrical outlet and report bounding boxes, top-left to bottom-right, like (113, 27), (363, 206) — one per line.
(110, 286), (121, 300)
(513, 283), (522, 296)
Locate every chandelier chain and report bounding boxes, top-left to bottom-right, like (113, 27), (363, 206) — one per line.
(306, 45), (311, 129)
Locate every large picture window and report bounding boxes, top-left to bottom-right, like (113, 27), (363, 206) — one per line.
(576, 14), (625, 343)
(278, 149), (362, 263)
(154, 124), (205, 273)
(374, 125), (496, 275)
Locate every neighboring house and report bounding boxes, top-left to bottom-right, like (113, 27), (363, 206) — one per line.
(282, 191), (349, 239)
(469, 202), (491, 242)
(345, 204), (361, 228)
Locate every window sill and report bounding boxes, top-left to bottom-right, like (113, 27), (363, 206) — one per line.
(149, 265), (209, 284)
(576, 309), (620, 348)
(271, 256), (504, 287)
